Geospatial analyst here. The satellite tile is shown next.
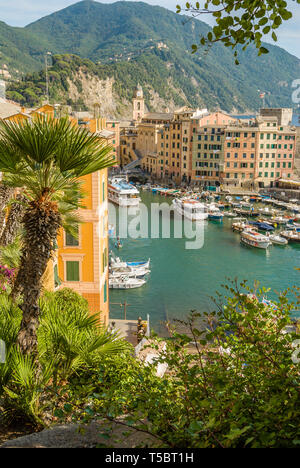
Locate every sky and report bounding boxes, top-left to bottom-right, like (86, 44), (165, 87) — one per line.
(0, 0), (299, 58)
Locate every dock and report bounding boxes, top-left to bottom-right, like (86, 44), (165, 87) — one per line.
(109, 319), (139, 346)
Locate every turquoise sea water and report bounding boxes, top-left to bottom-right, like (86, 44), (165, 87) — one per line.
(109, 192), (300, 333)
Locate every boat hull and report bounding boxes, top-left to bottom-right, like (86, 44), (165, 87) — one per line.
(108, 194), (140, 207)
(241, 237), (270, 249)
(109, 280), (146, 289)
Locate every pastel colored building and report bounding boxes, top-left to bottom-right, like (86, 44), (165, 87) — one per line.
(192, 116), (296, 189)
(57, 170), (109, 323)
(0, 101), (111, 323)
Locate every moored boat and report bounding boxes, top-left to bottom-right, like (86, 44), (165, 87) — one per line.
(110, 256), (151, 272)
(108, 176), (140, 206)
(232, 217), (249, 232)
(110, 268), (150, 279)
(249, 221), (274, 232)
(241, 229), (271, 249)
(280, 230), (300, 243)
(223, 211), (237, 218)
(109, 276), (147, 289)
(172, 198), (208, 221)
(268, 234), (288, 246)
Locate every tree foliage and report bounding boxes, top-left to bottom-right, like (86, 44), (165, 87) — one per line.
(177, 1), (299, 62)
(57, 281), (300, 448)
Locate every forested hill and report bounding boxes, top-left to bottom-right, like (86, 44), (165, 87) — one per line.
(2, 1), (300, 114)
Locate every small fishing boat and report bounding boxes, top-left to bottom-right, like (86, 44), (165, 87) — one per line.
(270, 216), (291, 226)
(240, 201), (252, 209)
(235, 207), (259, 217)
(259, 207), (276, 217)
(223, 211), (237, 218)
(231, 202), (241, 209)
(241, 229), (271, 249)
(268, 234), (288, 246)
(208, 206), (224, 221)
(280, 230), (300, 243)
(232, 217), (249, 232)
(109, 276), (147, 289)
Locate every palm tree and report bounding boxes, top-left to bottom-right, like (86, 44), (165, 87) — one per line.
(0, 116), (115, 354)
(0, 182), (13, 237)
(0, 194), (25, 246)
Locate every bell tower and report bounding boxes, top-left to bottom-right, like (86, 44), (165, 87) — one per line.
(132, 84), (145, 122)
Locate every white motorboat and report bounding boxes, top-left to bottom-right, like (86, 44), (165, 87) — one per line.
(268, 234), (288, 246)
(271, 216), (290, 226)
(110, 256), (150, 272)
(240, 201), (252, 209)
(108, 176), (141, 206)
(258, 207), (276, 217)
(110, 268), (150, 279)
(231, 202), (241, 209)
(241, 229), (271, 249)
(109, 276), (146, 289)
(280, 230), (300, 243)
(224, 211), (237, 218)
(172, 198), (208, 221)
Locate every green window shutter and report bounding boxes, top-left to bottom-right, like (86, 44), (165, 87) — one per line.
(66, 261), (80, 281)
(104, 281), (107, 303)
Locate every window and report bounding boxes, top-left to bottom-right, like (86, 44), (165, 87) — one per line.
(66, 261), (80, 282)
(65, 226), (79, 246)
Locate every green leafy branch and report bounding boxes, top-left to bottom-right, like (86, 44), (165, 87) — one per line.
(176, 1), (297, 63)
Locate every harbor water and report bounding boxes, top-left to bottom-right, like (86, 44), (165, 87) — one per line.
(109, 191), (300, 333)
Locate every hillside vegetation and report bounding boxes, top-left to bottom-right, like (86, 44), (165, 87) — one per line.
(2, 1), (300, 114)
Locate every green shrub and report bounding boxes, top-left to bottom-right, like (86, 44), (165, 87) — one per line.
(0, 290), (131, 426)
(67, 282), (300, 448)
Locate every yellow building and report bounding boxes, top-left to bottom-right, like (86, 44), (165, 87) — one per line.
(1, 102), (110, 323)
(57, 170), (109, 324)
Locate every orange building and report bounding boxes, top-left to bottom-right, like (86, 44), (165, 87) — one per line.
(1, 102), (111, 323)
(56, 170), (109, 323)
